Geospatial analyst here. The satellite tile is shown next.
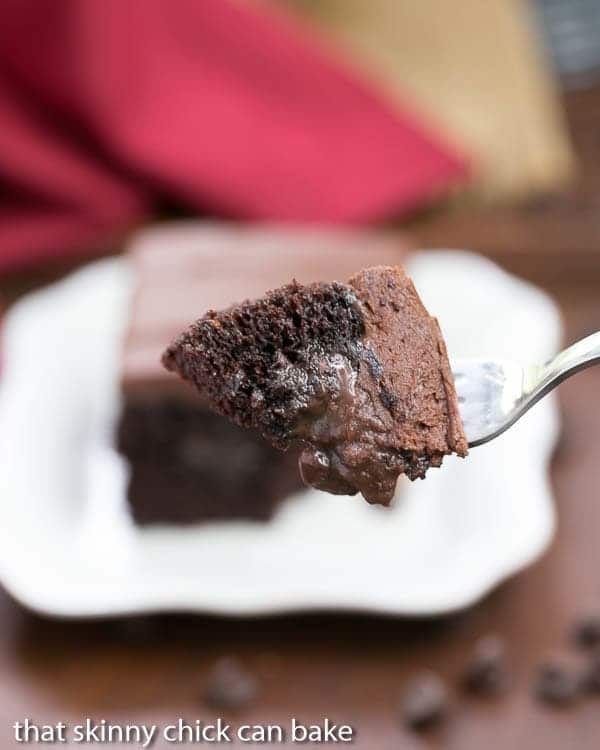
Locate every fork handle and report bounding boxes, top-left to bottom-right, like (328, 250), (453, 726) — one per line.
(536, 331), (600, 395)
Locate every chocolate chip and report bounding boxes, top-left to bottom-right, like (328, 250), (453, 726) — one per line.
(462, 635), (510, 696)
(581, 651), (600, 694)
(400, 672), (448, 730)
(533, 658), (580, 706)
(203, 657), (259, 711)
(572, 614), (600, 650)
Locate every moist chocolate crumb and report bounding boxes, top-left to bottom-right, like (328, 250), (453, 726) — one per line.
(462, 635), (510, 696)
(533, 658), (580, 706)
(203, 657), (259, 711)
(400, 672), (448, 729)
(572, 614), (600, 650)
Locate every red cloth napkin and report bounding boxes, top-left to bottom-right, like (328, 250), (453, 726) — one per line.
(0, 0), (467, 273)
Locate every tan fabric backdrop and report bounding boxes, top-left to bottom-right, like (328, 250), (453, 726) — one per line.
(277, 0), (575, 202)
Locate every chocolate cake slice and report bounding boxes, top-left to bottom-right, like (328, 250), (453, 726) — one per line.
(162, 265), (468, 505)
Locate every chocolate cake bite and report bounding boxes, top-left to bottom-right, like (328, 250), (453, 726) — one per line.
(119, 224), (410, 523)
(163, 265), (467, 505)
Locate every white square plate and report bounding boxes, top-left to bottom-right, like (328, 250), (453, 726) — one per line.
(0, 248), (561, 617)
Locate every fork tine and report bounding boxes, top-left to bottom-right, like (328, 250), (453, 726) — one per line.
(451, 359), (526, 447)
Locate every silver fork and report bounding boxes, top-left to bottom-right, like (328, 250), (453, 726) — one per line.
(453, 331), (600, 447)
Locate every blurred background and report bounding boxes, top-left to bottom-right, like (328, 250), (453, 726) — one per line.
(1, 0), (600, 747)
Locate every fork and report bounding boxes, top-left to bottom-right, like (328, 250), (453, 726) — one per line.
(453, 331), (600, 447)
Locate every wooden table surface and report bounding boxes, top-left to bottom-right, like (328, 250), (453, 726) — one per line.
(1, 87), (599, 749)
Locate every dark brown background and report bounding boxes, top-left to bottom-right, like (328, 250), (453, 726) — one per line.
(1, 86), (599, 748)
